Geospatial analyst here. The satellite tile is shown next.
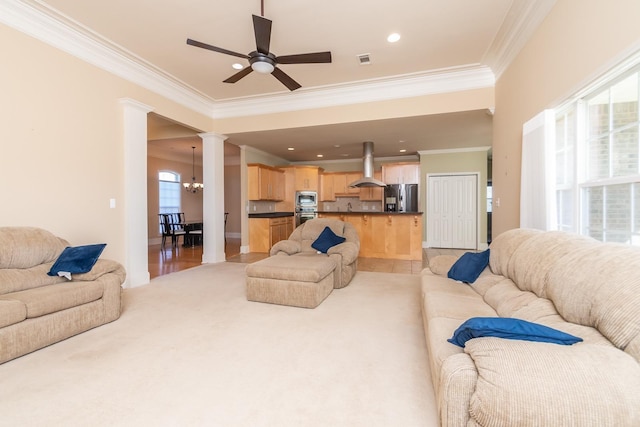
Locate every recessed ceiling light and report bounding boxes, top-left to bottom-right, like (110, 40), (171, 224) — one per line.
(333, 144), (341, 148)
(387, 33), (401, 43)
(287, 147), (295, 151)
(316, 154), (324, 158)
(232, 63), (243, 70)
(399, 149), (407, 153)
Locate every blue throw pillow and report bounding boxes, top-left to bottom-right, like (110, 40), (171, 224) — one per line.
(47, 243), (107, 277)
(447, 249), (490, 283)
(311, 226), (346, 254)
(448, 317), (583, 348)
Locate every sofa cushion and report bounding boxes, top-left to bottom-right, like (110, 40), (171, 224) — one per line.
(466, 338), (640, 426)
(0, 299), (27, 328)
(48, 243), (107, 277)
(447, 250), (490, 284)
(507, 231), (593, 297)
(311, 226), (345, 254)
(546, 241), (640, 361)
(0, 280), (104, 318)
(483, 278), (539, 317)
(488, 228), (540, 277)
(0, 227), (68, 269)
(0, 264), (67, 295)
(448, 317), (583, 348)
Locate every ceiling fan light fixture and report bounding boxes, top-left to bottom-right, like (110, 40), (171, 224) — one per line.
(251, 60), (275, 74)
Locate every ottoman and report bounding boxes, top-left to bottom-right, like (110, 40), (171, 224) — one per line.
(245, 255), (337, 308)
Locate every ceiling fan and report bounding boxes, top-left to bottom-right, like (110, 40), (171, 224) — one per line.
(186, 0), (332, 91)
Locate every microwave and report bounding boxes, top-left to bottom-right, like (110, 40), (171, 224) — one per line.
(295, 191), (317, 208)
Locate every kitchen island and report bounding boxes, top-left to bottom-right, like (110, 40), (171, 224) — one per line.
(317, 211), (423, 261)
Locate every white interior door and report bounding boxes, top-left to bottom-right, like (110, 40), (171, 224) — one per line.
(427, 174), (478, 249)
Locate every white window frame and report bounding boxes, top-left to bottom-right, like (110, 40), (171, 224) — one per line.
(552, 55), (640, 245)
(158, 170), (182, 233)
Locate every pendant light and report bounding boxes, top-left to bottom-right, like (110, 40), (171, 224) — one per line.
(183, 146), (203, 193)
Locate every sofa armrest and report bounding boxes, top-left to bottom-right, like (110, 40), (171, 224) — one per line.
(464, 337), (640, 426)
(429, 255), (458, 276)
(439, 353), (477, 427)
(71, 259), (126, 282)
(327, 241), (358, 264)
(270, 240), (301, 256)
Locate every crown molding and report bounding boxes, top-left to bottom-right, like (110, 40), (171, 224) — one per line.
(418, 146), (491, 156)
(3, 0), (551, 120)
(0, 0), (216, 117)
(290, 154), (419, 166)
(212, 65), (495, 119)
(482, 0), (557, 80)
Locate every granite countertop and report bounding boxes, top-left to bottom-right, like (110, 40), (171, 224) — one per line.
(316, 211), (423, 215)
(248, 212), (294, 218)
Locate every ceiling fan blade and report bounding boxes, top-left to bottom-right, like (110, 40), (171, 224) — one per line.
(223, 67), (254, 83)
(272, 67), (301, 91)
(187, 38), (249, 60)
(276, 52), (332, 64)
(252, 15), (272, 55)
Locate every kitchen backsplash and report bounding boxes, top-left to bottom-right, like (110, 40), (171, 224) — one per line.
(248, 200), (276, 214)
(248, 198), (382, 213)
(321, 197), (382, 212)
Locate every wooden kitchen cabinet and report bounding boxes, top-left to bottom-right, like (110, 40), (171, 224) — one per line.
(359, 171), (384, 201)
(249, 216), (294, 253)
(294, 166), (321, 191)
(320, 172), (361, 200)
(248, 164), (285, 201)
(319, 173), (336, 201)
(345, 172), (361, 195)
(332, 173), (347, 195)
(382, 162), (420, 184)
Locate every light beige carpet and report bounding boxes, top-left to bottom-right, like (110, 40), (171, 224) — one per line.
(0, 263), (438, 427)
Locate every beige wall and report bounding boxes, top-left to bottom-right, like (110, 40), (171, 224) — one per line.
(492, 0), (640, 236)
(147, 156), (204, 241)
(421, 150), (490, 246)
(0, 24), (212, 264)
(224, 164), (241, 236)
(216, 88), (494, 135)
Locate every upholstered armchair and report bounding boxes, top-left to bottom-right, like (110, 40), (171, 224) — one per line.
(270, 218), (360, 289)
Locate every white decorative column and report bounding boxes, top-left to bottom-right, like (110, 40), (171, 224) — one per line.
(200, 132), (228, 263)
(120, 98), (153, 288)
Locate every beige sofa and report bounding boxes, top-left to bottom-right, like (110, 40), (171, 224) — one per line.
(0, 227), (126, 364)
(270, 218), (360, 289)
(421, 228), (640, 426)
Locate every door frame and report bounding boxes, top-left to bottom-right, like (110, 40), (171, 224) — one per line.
(426, 172), (482, 250)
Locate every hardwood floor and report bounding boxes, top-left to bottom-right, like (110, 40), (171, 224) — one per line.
(149, 238), (427, 279)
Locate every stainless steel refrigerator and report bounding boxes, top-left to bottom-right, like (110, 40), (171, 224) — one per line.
(384, 184), (419, 212)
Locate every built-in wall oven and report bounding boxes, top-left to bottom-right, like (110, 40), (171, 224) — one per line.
(295, 191), (317, 226)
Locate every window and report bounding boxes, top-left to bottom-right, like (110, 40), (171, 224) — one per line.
(159, 171), (181, 232)
(554, 63), (640, 245)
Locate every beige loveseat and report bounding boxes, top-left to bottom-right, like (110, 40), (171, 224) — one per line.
(270, 218), (360, 289)
(421, 228), (640, 426)
(0, 227), (126, 364)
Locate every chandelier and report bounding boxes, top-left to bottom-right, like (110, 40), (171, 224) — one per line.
(183, 146), (203, 193)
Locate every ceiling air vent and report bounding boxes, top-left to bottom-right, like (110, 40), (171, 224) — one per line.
(357, 53), (371, 65)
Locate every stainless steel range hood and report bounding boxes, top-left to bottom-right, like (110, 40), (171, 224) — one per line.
(348, 141), (387, 188)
